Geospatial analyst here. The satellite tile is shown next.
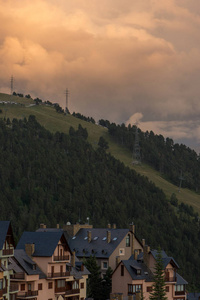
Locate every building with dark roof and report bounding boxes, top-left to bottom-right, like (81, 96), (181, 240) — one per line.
(16, 229), (89, 300)
(0, 221), (18, 300)
(66, 223), (143, 276)
(112, 245), (188, 300)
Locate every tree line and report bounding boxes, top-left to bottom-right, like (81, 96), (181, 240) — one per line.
(0, 116), (199, 289)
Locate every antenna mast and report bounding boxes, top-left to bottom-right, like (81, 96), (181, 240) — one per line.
(65, 88), (69, 113)
(10, 75), (14, 95)
(132, 123), (141, 165)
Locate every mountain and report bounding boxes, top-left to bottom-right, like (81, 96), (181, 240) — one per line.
(0, 92), (200, 289)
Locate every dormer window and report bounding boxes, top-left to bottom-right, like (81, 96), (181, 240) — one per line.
(137, 269), (141, 275)
(33, 264), (36, 270)
(126, 234), (130, 247)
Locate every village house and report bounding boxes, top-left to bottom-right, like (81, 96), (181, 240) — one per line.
(66, 223), (143, 277)
(16, 227), (89, 300)
(0, 221), (18, 300)
(111, 244), (188, 300)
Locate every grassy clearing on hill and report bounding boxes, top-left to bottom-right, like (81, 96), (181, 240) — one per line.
(1, 92), (200, 214)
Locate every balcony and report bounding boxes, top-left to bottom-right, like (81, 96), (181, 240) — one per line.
(54, 255), (70, 262)
(3, 287), (7, 295)
(165, 276), (176, 282)
(17, 290), (38, 298)
(47, 271), (70, 278)
(55, 286), (66, 293)
(175, 291), (186, 296)
(10, 283), (19, 293)
(11, 273), (25, 280)
(65, 289), (80, 295)
(0, 290), (3, 297)
(2, 249), (13, 256)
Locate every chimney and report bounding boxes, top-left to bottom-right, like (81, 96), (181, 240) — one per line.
(40, 223), (46, 229)
(87, 231), (92, 243)
(25, 243), (35, 257)
(134, 250), (138, 260)
(116, 256), (121, 267)
(113, 223), (116, 229)
(107, 223), (111, 229)
(142, 239), (145, 247)
(56, 224), (59, 229)
(71, 251), (75, 268)
(143, 245), (150, 267)
(107, 231), (111, 243)
(129, 223), (135, 233)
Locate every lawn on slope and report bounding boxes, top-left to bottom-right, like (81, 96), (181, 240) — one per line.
(1, 93), (200, 214)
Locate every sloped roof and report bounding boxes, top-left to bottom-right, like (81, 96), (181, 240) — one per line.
(16, 231), (68, 257)
(176, 272), (188, 285)
(68, 228), (130, 258)
(187, 292), (200, 300)
(0, 221), (11, 249)
(151, 249), (179, 269)
(9, 249), (46, 279)
(121, 259), (154, 282)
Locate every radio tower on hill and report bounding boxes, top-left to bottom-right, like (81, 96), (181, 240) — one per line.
(132, 124), (141, 165)
(65, 88), (69, 113)
(10, 75), (14, 95)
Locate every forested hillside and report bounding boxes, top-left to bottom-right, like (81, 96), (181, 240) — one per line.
(99, 120), (200, 193)
(0, 116), (200, 289)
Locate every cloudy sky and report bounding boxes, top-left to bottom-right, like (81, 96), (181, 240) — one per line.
(1, 0), (200, 151)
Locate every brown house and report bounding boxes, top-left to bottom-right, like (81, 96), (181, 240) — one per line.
(66, 223), (143, 276)
(112, 245), (188, 300)
(16, 229), (89, 300)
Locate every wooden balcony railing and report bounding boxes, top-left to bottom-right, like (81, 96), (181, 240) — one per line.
(65, 288), (80, 295)
(3, 287), (7, 294)
(17, 290), (38, 298)
(10, 283), (19, 292)
(175, 291), (186, 296)
(0, 290), (3, 297)
(165, 276), (176, 282)
(55, 286), (66, 293)
(10, 273), (25, 280)
(2, 249), (13, 256)
(54, 255), (70, 262)
(47, 271), (70, 278)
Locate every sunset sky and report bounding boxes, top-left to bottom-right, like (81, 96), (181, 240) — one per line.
(1, 0), (200, 150)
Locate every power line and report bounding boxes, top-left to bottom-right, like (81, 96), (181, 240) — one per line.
(10, 75), (14, 95)
(65, 88), (69, 113)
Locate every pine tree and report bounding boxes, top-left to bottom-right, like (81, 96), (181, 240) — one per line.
(150, 247), (167, 300)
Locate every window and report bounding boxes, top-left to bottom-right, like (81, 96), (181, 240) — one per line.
(57, 280), (65, 288)
(48, 282), (53, 289)
(119, 248), (125, 256)
(128, 284), (142, 294)
(21, 284), (25, 291)
(72, 281), (79, 290)
(175, 285), (184, 292)
(28, 284), (31, 291)
(81, 282), (84, 289)
(38, 283), (43, 290)
(121, 265), (124, 276)
(126, 234), (130, 247)
(0, 280), (3, 290)
(102, 261), (108, 269)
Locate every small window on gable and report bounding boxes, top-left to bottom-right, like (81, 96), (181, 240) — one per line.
(126, 234), (130, 247)
(84, 237), (88, 240)
(102, 237), (107, 241)
(137, 269), (141, 275)
(93, 237), (98, 241)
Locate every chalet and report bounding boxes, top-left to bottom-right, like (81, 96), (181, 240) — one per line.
(16, 230), (89, 300)
(112, 245), (188, 300)
(0, 221), (18, 300)
(66, 223), (143, 276)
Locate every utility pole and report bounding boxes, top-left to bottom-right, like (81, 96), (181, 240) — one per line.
(178, 170), (184, 192)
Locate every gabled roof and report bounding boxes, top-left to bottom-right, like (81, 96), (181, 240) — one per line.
(9, 249), (46, 279)
(16, 231), (70, 257)
(117, 259), (154, 282)
(176, 272), (188, 285)
(0, 221), (12, 249)
(68, 228), (130, 258)
(151, 249), (179, 269)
